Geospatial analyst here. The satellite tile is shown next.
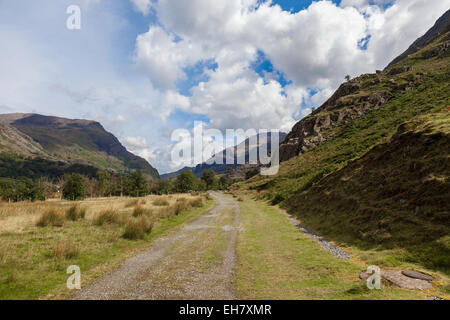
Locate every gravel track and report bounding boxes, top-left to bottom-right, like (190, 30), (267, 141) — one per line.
(73, 192), (240, 300)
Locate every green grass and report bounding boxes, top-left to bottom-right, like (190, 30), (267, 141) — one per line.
(235, 198), (422, 300)
(0, 199), (214, 300)
(234, 31), (449, 278)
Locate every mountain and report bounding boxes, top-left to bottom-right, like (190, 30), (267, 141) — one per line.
(386, 9), (450, 68)
(235, 11), (450, 271)
(0, 113), (159, 179)
(279, 8), (450, 163)
(161, 132), (286, 179)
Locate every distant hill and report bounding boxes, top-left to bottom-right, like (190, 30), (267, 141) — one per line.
(161, 132), (286, 179)
(0, 113), (159, 179)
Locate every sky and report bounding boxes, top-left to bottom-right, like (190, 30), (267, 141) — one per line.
(0, 0), (449, 173)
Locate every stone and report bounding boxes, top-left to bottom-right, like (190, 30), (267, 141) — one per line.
(359, 271), (370, 281)
(402, 270), (434, 282)
(382, 270), (432, 290)
(387, 66), (412, 76)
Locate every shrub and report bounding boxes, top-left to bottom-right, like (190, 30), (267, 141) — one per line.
(204, 193), (213, 201)
(189, 197), (204, 208)
(132, 205), (152, 217)
(36, 210), (65, 227)
(172, 202), (188, 216)
(271, 193), (285, 205)
(53, 241), (79, 260)
(65, 205), (86, 221)
(139, 216), (154, 234)
(123, 216), (153, 240)
(93, 209), (122, 226)
(153, 198), (169, 206)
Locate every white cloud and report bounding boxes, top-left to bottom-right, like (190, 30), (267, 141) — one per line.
(130, 0), (152, 15)
(133, 0), (449, 135)
(135, 26), (207, 90)
(122, 136), (149, 149)
(2, 0), (449, 174)
(364, 0), (450, 68)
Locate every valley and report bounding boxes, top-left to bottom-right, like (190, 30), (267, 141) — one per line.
(0, 5), (449, 303)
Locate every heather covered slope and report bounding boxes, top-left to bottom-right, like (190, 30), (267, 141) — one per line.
(234, 19), (450, 272)
(0, 113), (159, 179)
(288, 113), (450, 272)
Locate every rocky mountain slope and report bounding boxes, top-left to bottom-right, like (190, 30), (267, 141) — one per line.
(235, 10), (450, 272)
(0, 113), (159, 179)
(279, 9), (450, 163)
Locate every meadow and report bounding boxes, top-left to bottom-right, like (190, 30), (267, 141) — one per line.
(0, 193), (213, 299)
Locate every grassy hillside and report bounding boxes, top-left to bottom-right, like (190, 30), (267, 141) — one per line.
(0, 114), (159, 179)
(287, 112), (449, 273)
(234, 29), (449, 273)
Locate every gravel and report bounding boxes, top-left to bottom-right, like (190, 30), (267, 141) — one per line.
(288, 217), (350, 260)
(73, 192), (240, 300)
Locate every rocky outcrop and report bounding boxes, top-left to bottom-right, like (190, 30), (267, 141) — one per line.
(387, 66), (412, 76)
(422, 39), (450, 59)
(280, 86), (391, 162)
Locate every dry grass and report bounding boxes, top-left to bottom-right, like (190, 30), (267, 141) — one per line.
(65, 205), (86, 221)
(93, 209), (124, 226)
(123, 216), (154, 240)
(36, 210), (65, 227)
(0, 194), (207, 234)
(189, 197), (204, 208)
(52, 241), (79, 260)
(132, 205), (152, 217)
(0, 193), (213, 299)
(124, 199), (139, 208)
(152, 197), (169, 206)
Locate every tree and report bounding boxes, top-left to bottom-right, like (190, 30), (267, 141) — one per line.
(127, 170), (148, 197)
(97, 170), (111, 197)
(195, 178), (207, 191)
(176, 171), (196, 193)
(201, 169), (217, 190)
(151, 179), (173, 195)
(345, 75), (351, 82)
(63, 173), (86, 201)
(219, 176), (230, 190)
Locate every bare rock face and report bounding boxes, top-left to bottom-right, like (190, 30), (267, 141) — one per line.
(382, 270), (432, 290)
(279, 85), (391, 162)
(422, 40), (450, 58)
(388, 66), (412, 76)
(320, 81), (362, 110)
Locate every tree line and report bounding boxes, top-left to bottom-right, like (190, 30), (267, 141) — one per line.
(0, 169), (231, 202)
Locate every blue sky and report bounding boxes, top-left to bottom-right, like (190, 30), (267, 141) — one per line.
(0, 0), (448, 173)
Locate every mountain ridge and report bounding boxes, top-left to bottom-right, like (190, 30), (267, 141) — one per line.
(161, 132), (286, 179)
(0, 113), (159, 179)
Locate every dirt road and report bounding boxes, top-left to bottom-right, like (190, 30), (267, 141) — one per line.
(74, 192), (240, 300)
